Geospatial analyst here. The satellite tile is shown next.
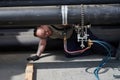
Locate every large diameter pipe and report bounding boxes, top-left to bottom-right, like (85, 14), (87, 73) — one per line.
(0, 0), (120, 7)
(0, 26), (120, 47)
(0, 5), (120, 26)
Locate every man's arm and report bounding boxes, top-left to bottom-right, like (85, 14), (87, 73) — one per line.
(36, 39), (47, 57)
(27, 39), (47, 61)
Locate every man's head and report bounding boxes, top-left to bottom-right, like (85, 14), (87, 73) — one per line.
(35, 25), (52, 39)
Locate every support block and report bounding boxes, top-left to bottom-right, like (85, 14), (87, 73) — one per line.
(25, 63), (34, 80)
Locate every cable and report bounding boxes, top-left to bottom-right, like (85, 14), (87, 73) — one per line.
(93, 41), (111, 80)
(92, 40), (112, 80)
(63, 30), (112, 79)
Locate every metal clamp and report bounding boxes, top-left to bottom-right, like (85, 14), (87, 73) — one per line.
(61, 5), (68, 25)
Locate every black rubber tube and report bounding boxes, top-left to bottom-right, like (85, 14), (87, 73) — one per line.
(0, 5), (120, 26)
(0, 0), (120, 7)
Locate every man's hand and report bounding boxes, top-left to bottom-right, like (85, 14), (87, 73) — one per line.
(27, 55), (40, 61)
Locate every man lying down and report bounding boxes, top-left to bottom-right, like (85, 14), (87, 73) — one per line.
(27, 25), (116, 61)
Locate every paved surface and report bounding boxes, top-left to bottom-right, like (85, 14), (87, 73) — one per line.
(0, 50), (120, 80)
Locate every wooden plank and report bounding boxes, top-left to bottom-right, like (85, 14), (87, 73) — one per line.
(25, 63), (34, 80)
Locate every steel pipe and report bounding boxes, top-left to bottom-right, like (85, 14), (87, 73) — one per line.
(0, 26), (120, 47)
(0, 0), (120, 7)
(0, 5), (120, 26)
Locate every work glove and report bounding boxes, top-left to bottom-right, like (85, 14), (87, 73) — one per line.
(27, 55), (40, 61)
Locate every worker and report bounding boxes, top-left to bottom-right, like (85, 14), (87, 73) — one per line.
(27, 25), (116, 61)
(27, 25), (74, 61)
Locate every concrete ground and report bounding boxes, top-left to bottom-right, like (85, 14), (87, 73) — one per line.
(0, 50), (120, 80)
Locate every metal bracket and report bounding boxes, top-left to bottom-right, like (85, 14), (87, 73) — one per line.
(61, 5), (68, 25)
(76, 25), (90, 48)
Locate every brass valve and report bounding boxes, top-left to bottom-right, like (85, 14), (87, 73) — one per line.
(88, 39), (93, 48)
